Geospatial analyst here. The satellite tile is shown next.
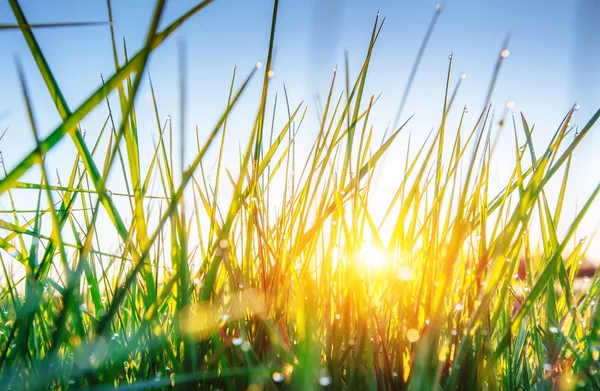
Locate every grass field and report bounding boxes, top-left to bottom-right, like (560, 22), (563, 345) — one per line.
(1, 0), (600, 390)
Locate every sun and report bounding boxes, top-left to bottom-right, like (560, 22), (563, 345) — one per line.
(359, 243), (391, 269)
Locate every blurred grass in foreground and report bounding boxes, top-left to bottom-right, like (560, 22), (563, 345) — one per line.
(1, 0), (600, 390)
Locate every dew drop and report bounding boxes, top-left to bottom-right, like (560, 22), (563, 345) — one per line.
(501, 49), (510, 58)
(318, 369), (332, 386)
(396, 266), (413, 281)
(219, 239), (229, 249)
(256, 61), (263, 69)
(232, 337), (243, 346)
(406, 329), (420, 342)
(455, 303), (464, 311)
(506, 100), (515, 109)
(463, 107), (469, 113)
(334, 314), (341, 320)
(549, 326), (559, 334)
(543, 363), (552, 371)
(460, 73), (467, 80)
(574, 103), (581, 111)
(451, 329), (458, 336)
(241, 341), (251, 352)
(448, 53), (453, 60)
(267, 70), (275, 79)
(272, 372), (284, 382)
(436, 3), (444, 12)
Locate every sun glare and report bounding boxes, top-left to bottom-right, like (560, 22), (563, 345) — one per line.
(359, 243), (391, 269)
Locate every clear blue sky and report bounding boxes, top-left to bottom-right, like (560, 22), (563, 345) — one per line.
(1, 0), (599, 259)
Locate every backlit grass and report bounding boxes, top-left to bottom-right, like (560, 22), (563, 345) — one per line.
(1, 1), (600, 390)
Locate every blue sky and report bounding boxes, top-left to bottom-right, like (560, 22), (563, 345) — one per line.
(1, 0), (599, 259)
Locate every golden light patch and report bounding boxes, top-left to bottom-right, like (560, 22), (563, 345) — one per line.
(359, 243), (390, 269)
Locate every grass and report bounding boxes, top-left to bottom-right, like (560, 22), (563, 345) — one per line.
(1, 1), (600, 390)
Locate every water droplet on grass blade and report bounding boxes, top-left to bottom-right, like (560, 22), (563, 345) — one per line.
(272, 372), (284, 382)
(318, 369), (332, 386)
(455, 303), (464, 311)
(241, 341), (251, 352)
(501, 49), (510, 58)
(436, 3), (444, 12)
(463, 107), (469, 113)
(396, 266), (413, 281)
(574, 103), (581, 110)
(232, 337), (243, 346)
(549, 326), (559, 334)
(406, 329), (419, 342)
(267, 70), (275, 79)
(543, 363), (552, 371)
(506, 100), (515, 109)
(256, 61), (263, 69)
(460, 73), (467, 80)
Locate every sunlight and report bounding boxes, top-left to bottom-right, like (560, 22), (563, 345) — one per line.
(359, 243), (391, 269)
